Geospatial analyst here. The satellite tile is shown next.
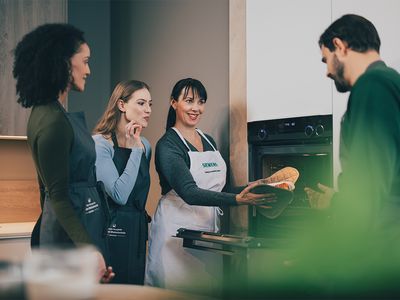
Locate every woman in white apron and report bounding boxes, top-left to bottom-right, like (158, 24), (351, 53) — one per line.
(145, 78), (272, 293)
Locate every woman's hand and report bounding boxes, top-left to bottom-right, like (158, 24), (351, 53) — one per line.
(235, 182), (277, 206)
(304, 183), (334, 210)
(125, 120), (143, 149)
(95, 251), (115, 283)
(100, 266), (115, 284)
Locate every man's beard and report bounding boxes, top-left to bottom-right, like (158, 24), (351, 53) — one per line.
(329, 55), (351, 93)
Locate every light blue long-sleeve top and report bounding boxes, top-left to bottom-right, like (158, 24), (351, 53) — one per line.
(93, 134), (151, 205)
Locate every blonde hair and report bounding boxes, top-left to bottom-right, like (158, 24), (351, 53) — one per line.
(93, 80), (150, 136)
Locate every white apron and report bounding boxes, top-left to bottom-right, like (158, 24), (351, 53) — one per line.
(145, 128), (226, 292)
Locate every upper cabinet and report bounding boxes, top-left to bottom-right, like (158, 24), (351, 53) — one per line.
(0, 0), (66, 137)
(246, 0), (332, 122)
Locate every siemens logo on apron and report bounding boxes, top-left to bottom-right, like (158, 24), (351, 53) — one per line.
(85, 197), (99, 214)
(107, 223), (127, 237)
(202, 162), (220, 173)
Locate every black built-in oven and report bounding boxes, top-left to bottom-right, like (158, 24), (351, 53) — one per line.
(247, 115), (333, 240)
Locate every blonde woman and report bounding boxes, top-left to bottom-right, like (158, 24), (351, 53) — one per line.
(93, 80), (152, 284)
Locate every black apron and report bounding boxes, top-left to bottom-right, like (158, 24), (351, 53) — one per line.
(36, 107), (110, 260)
(106, 132), (150, 284)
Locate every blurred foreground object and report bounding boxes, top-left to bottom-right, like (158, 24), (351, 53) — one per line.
(23, 246), (97, 300)
(0, 260), (23, 300)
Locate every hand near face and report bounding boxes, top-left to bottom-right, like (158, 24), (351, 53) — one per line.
(235, 182), (277, 207)
(304, 183), (335, 209)
(125, 120), (143, 149)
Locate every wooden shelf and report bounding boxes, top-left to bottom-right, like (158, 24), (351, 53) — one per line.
(0, 135), (27, 140)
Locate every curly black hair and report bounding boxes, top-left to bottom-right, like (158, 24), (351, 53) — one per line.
(319, 14), (380, 53)
(13, 23), (86, 108)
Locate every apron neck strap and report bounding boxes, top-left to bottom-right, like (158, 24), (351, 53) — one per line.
(195, 129), (217, 151)
(171, 127), (217, 151)
(111, 131), (119, 148)
(171, 127), (191, 151)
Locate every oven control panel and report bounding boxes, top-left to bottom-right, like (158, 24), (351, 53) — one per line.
(248, 114), (332, 143)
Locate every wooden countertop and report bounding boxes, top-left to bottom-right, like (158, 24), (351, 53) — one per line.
(95, 284), (214, 300)
(0, 222), (35, 239)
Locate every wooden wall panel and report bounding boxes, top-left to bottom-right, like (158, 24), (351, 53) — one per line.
(0, 180), (40, 223)
(0, 0), (67, 136)
(0, 138), (37, 180)
(0, 138), (39, 223)
(229, 0), (248, 234)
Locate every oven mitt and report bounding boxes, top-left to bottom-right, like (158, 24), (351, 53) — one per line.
(250, 183), (294, 220)
(262, 167), (299, 186)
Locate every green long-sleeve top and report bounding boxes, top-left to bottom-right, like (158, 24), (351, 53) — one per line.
(333, 60), (400, 232)
(27, 101), (92, 245)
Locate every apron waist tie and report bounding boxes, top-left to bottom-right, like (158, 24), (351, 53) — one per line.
(137, 210), (150, 258)
(214, 207), (224, 233)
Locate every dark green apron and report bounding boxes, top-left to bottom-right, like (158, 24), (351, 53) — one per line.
(106, 132), (150, 284)
(36, 107), (110, 260)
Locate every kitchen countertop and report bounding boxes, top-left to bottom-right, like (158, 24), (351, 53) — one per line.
(94, 284), (213, 300)
(0, 222), (35, 239)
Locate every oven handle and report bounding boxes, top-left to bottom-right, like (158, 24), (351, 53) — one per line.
(179, 237), (247, 256)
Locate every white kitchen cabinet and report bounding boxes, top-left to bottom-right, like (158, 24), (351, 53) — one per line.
(246, 0), (400, 188)
(331, 0), (400, 186)
(246, 0), (332, 122)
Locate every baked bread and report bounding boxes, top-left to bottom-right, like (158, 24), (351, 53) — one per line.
(263, 166), (299, 184)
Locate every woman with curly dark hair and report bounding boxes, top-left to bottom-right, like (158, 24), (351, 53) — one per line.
(13, 23), (113, 283)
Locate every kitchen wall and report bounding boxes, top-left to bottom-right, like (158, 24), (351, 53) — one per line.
(67, 0), (230, 216)
(67, 0), (111, 131)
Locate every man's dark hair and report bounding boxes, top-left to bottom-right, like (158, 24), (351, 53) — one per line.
(13, 23), (86, 108)
(319, 14), (380, 53)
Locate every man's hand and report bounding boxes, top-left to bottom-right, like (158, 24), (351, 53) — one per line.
(304, 183), (335, 209)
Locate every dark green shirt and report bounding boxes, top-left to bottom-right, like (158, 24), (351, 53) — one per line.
(334, 61), (400, 231)
(27, 101), (92, 244)
(155, 128), (238, 206)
